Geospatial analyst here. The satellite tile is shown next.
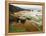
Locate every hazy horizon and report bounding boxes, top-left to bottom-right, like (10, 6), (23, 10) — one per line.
(10, 4), (42, 10)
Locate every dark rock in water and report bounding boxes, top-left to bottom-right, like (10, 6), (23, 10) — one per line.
(21, 19), (26, 24)
(14, 16), (26, 24)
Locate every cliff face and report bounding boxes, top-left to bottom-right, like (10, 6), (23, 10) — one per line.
(9, 4), (30, 23)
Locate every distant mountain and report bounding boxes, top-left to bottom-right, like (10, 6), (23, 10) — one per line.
(9, 4), (30, 13)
